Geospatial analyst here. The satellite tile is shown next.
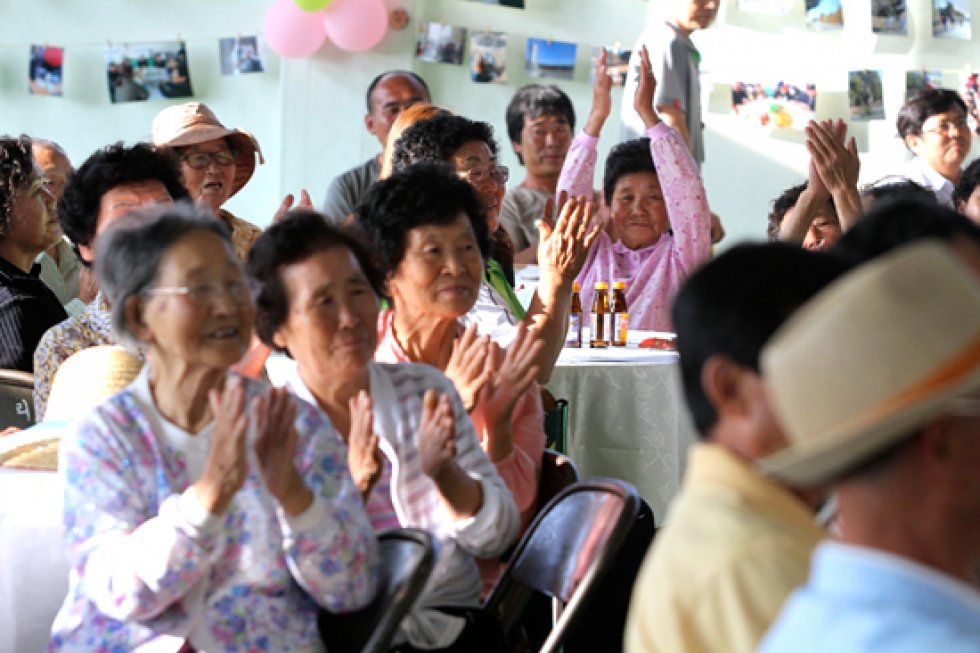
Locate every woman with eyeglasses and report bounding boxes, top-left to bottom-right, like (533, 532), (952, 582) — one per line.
(151, 102), (265, 260)
(49, 203), (378, 651)
(897, 89), (974, 208)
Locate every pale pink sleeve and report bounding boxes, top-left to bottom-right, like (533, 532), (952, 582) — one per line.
(557, 131), (600, 200)
(647, 123), (712, 272)
(492, 384), (545, 533)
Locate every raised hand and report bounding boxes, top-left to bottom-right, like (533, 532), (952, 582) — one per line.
(585, 48), (614, 137)
(195, 375), (249, 515)
(807, 119), (859, 195)
(444, 324), (491, 412)
(634, 46), (661, 129)
(273, 189), (313, 224)
(536, 194), (601, 283)
(418, 389), (457, 480)
(252, 385), (312, 516)
(347, 390), (383, 502)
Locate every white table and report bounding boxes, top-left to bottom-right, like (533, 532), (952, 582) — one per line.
(0, 424), (71, 652)
(545, 334), (697, 525)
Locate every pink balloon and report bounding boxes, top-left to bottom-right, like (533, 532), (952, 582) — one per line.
(264, 0), (327, 58)
(322, 0), (388, 53)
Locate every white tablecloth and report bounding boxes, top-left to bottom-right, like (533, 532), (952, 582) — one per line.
(0, 466), (69, 652)
(545, 334), (697, 525)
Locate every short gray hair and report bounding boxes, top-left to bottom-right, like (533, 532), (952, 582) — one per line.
(94, 201), (232, 350)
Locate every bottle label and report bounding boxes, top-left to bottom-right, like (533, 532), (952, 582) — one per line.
(613, 312), (629, 346)
(590, 312), (607, 347)
(566, 314), (582, 347)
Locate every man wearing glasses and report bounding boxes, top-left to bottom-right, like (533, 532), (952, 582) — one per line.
(897, 89), (973, 207)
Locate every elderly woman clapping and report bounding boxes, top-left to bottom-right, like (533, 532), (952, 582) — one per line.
(357, 165), (546, 591)
(49, 204), (377, 652)
(248, 211), (517, 651)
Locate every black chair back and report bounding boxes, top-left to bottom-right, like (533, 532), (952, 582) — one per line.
(318, 528), (435, 653)
(536, 449), (579, 513)
(484, 478), (640, 653)
(0, 369), (35, 429)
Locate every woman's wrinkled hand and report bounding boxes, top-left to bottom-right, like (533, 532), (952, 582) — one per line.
(537, 193), (601, 283)
(418, 389), (457, 480)
(348, 390), (383, 502)
(444, 324), (491, 412)
(252, 385), (312, 516)
(273, 189), (313, 224)
(195, 375), (249, 515)
(633, 46), (660, 129)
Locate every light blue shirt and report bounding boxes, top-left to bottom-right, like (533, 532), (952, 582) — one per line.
(759, 542), (980, 653)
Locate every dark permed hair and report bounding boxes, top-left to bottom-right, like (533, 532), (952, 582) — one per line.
(0, 135), (35, 239)
(246, 210), (386, 353)
(603, 138), (657, 205)
(353, 163), (491, 276)
(58, 142), (189, 264)
(953, 157), (980, 209)
(896, 88), (968, 140)
(505, 84), (575, 164)
(766, 182), (808, 241)
(364, 70), (431, 113)
(391, 114), (499, 173)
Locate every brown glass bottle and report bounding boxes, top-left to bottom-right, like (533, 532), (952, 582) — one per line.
(611, 280), (629, 346)
(590, 281), (610, 348)
(566, 281), (583, 348)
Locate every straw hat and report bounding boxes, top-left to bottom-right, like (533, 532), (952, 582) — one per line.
(151, 102), (265, 198)
(758, 242), (980, 486)
(44, 346), (144, 423)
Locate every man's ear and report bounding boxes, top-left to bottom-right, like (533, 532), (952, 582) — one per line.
(365, 112), (378, 137)
(904, 132), (924, 156)
(701, 355), (750, 418)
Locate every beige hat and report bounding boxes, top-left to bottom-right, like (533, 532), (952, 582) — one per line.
(758, 242), (980, 486)
(151, 102), (265, 198)
(45, 346), (144, 423)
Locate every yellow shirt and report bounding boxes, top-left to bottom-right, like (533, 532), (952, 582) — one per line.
(218, 208), (262, 261)
(624, 444), (825, 653)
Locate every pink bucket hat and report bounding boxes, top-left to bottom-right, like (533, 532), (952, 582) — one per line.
(151, 102), (265, 198)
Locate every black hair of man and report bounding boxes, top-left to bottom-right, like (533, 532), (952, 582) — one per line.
(364, 70), (431, 113)
(896, 88), (968, 140)
(672, 242), (852, 436)
(505, 84), (576, 164)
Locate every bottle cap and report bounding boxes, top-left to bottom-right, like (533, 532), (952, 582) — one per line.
(613, 281), (626, 290)
(572, 281), (581, 292)
(595, 281), (609, 290)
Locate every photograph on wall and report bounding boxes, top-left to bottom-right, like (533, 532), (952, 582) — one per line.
(465, 0), (525, 7)
(590, 46), (632, 86)
(960, 71), (980, 134)
(469, 31), (507, 83)
(105, 41), (192, 104)
(736, 0), (794, 14)
(218, 36), (265, 76)
(525, 38), (577, 81)
(932, 0), (972, 39)
(416, 22), (467, 65)
(806, 0), (845, 30)
(29, 45), (64, 97)
(872, 0), (908, 34)
(848, 70), (885, 120)
(731, 80), (816, 129)
(906, 69), (942, 97)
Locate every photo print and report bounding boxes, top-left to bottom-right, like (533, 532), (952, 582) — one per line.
(465, 0), (525, 7)
(806, 0), (844, 30)
(591, 46), (632, 87)
(525, 38), (577, 81)
(933, 0), (972, 39)
(416, 22), (467, 65)
(960, 70), (980, 134)
(731, 80), (817, 129)
(105, 41), (192, 104)
(872, 0), (908, 34)
(219, 36), (265, 76)
(848, 70), (885, 120)
(906, 69), (942, 97)
(469, 31), (507, 83)
(29, 45), (64, 97)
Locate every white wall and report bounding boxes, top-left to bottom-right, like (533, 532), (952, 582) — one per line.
(3, 0), (978, 239)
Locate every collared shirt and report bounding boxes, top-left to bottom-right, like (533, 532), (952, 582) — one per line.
(0, 257), (67, 374)
(624, 444), (826, 653)
(33, 293), (119, 421)
(759, 541), (980, 652)
(218, 208), (263, 261)
(35, 238), (82, 310)
(622, 21), (704, 165)
(558, 123), (712, 331)
(900, 156), (956, 207)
